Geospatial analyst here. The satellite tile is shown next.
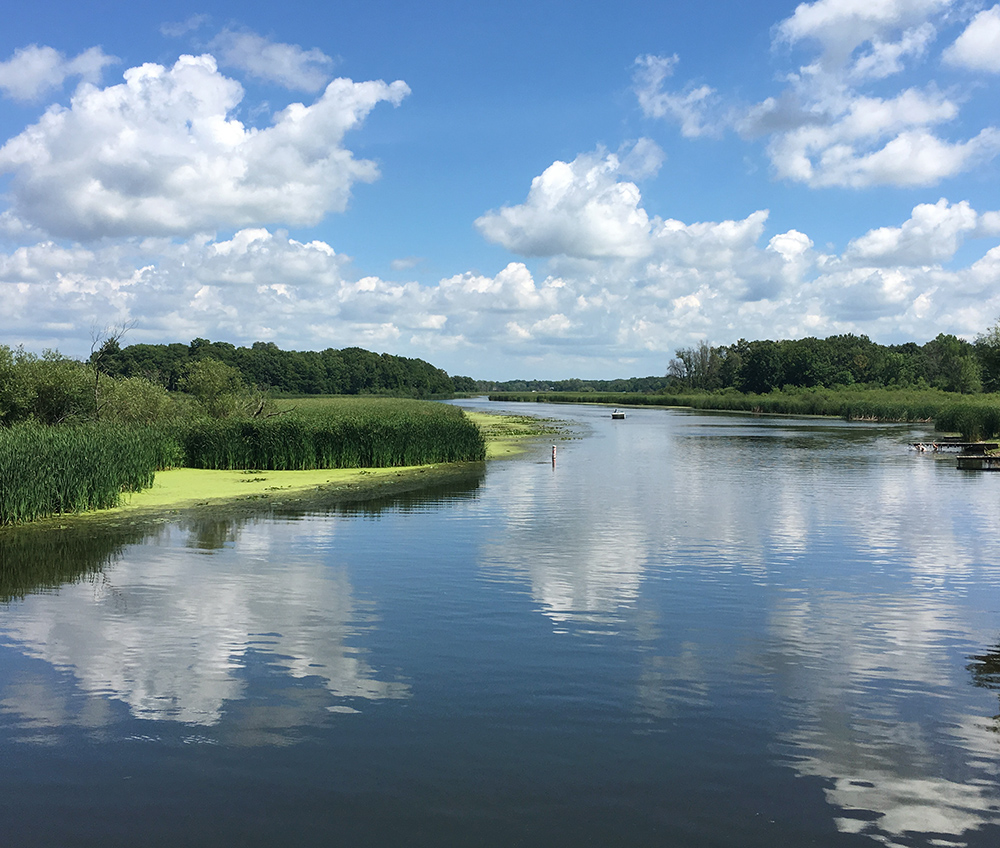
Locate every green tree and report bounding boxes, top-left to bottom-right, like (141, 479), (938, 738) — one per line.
(179, 358), (269, 418)
(924, 333), (982, 393)
(100, 376), (178, 424)
(976, 318), (1000, 392)
(739, 340), (782, 393)
(668, 341), (721, 390)
(780, 337), (833, 388)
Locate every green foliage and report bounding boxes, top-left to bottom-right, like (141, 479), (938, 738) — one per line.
(1, 344), (185, 426)
(179, 358), (270, 419)
(934, 400), (1000, 440)
(180, 398), (486, 470)
(668, 341), (721, 390)
(99, 339), (457, 397)
(99, 376), (179, 424)
(0, 346), (95, 424)
(660, 333), (990, 395)
(0, 423), (181, 526)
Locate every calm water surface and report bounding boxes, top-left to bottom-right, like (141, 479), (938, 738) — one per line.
(3, 400), (1000, 847)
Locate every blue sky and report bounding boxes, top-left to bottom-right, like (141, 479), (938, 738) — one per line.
(1, 0), (999, 378)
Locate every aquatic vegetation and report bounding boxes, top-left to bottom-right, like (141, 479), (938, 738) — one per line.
(934, 400), (1000, 441)
(0, 398), (484, 525)
(178, 397), (485, 470)
(0, 422), (180, 525)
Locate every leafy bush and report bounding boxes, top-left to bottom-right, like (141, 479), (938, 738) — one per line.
(178, 358), (271, 419)
(99, 376), (179, 424)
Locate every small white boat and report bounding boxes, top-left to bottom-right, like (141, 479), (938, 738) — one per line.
(611, 409), (626, 420)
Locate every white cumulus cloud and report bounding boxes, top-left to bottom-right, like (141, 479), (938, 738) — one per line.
(474, 143), (661, 259)
(0, 44), (117, 102)
(210, 30), (335, 91)
(640, 0), (1000, 189)
(2, 143), (1000, 377)
(845, 198), (981, 264)
(0, 54), (409, 240)
(943, 4), (1000, 72)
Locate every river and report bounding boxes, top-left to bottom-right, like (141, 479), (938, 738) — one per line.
(2, 399), (1000, 847)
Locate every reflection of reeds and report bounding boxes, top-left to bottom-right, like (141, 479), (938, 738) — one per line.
(0, 468), (486, 600)
(0, 519), (159, 602)
(0, 422), (180, 526)
(488, 389), (1000, 438)
(181, 399), (485, 470)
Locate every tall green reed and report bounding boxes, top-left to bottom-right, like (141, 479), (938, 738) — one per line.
(0, 422), (180, 525)
(180, 399), (486, 470)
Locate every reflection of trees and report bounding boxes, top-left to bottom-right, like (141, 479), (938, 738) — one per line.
(0, 471), (485, 736)
(967, 642), (1000, 723)
(967, 645), (1000, 690)
(0, 469), (485, 594)
(2, 521), (411, 729)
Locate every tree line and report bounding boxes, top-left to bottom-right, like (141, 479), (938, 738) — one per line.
(5, 330), (999, 431)
(93, 338), (466, 397)
(0, 338), (473, 428)
(472, 375), (673, 394)
(666, 332), (997, 394)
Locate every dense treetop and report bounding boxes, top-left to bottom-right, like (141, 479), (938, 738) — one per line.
(93, 339), (461, 398)
(664, 333), (993, 395)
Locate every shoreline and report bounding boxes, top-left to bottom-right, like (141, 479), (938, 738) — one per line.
(2, 409), (558, 534)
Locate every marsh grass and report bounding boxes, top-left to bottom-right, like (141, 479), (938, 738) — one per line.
(2, 398), (485, 525)
(180, 397), (486, 470)
(934, 401), (1000, 441)
(0, 422), (181, 525)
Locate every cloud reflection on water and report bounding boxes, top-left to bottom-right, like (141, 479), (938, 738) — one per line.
(474, 407), (1000, 845)
(0, 517), (409, 734)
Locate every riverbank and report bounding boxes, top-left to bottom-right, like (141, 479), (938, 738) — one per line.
(463, 410), (567, 458)
(486, 388), (1000, 439)
(3, 408), (559, 532)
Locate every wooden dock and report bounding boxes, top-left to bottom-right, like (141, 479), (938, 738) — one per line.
(957, 454), (1000, 470)
(911, 441), (1000, 470)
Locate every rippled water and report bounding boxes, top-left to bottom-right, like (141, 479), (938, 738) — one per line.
(3, 400), (1000, 847)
